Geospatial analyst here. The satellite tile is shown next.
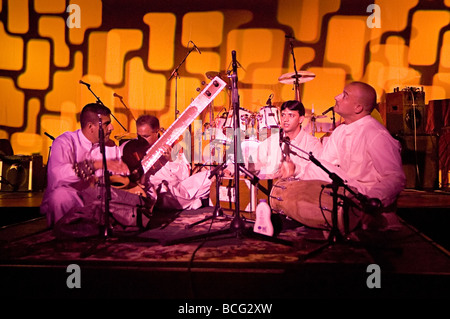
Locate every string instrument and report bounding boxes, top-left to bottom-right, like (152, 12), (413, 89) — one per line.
(111, 76), (228, 190)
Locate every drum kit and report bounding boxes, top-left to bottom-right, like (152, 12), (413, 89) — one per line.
(202, 69), (328, 167)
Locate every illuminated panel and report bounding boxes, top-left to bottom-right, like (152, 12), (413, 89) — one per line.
(286, 47), (316, 73)
(41, 115), (76, 163)
(371, 0), (418, 42)
(79, 75), (115, 114)
(277, 0), (340, 43)
(34, 0), (66, 13)
(440, 31), (450, 68)
(325, 16), (369, 81)
(0, 77), (24, 127)
(45, 51), (83, 112)
(104, 29), (143, 85)
(432, 73), (450, 100)
(11, 133), (43, 156)
(186, 51), (221, 77)
(143, 13), (176, 71)
(126, 57), (167, 112)
(68, 0), (102, 45)
(0, 22), (23, 70)
(409, 10), (450, 66)
(18, 39), (51, 90)
(88, 31), (107, 78)
(227, 29), (285, 84)
(181, 11), (224, 47)
(39, 16), (70, 67)
(7, 0), (28, 34)
(299, 67), (346, 115)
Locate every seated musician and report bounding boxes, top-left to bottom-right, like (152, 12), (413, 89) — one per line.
(121, 114), (212, 211)
(280, 82), (406, 233)
(40, 103), (131, 227)
(254, 100), (323, 179)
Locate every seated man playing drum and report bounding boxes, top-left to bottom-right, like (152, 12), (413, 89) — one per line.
(254, 100), (323, 179)
(274, 82), (406, 234)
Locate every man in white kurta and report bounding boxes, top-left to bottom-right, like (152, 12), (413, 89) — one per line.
(41, 103), (129, 227)
(120, 114), (212, 211)
(290, 82), (406, 232)
(254, 100), (323, 179)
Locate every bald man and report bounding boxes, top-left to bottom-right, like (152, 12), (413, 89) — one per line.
(282, 82), (406, 233)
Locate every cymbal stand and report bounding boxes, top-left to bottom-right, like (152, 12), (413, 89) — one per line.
(287, 37), (301, 102)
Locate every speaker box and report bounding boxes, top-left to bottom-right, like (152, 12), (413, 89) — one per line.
(386, 89), (426, 135)
(0, 155), (45, 192)
(396, 134), (439, 189)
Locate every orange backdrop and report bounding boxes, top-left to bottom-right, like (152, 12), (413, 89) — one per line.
(1, 0), (449, 163)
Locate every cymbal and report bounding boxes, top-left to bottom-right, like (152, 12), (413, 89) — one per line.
(278, 71), (315, 84)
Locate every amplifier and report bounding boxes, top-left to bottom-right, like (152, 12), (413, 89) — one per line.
(0, 155), (45, 192)
(386, 88), (426, 135)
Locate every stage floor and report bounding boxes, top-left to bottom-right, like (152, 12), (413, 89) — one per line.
(0, 189), (449, 299)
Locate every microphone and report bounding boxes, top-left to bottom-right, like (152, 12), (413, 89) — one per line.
(79, 80), (90, 88)
(356, 193), (382, 215)
(44, 132), (55, 141)
(113, 93), (123, 99)
(280, 134), (290, 161)
(266, 94), (274, 106)
(322, 106), (334, 116)
(279, 128), (284, 146)
(190, 40), (201, 54)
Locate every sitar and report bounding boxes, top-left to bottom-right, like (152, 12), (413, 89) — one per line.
(112, 76), (228, 192)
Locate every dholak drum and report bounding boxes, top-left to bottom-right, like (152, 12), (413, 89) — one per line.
(270, 179), (362, 233)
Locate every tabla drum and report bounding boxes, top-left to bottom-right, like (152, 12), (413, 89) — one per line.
(269, 179), (362, 234)
(224, 107), (253, 131)
(258, 106), (280, 129)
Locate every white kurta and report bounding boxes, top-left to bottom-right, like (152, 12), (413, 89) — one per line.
(148, 152), (212, 210)
(255, 127), (323, 179)
(303, 115), (406, 207)
(41, 129), (122, 226)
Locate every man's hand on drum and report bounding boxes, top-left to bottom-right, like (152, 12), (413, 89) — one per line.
(275, 155), (296, 179)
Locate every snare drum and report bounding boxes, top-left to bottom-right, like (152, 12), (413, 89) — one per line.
(258, 106), (280, 129)
(224, 107), (253, 131)
(270, 179), (362, 233)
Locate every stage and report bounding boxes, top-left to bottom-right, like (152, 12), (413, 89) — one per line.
(0, 189), (449, 300)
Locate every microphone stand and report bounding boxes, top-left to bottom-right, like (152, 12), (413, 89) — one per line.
(169, 45), (197, 120)
(287, 38), (301, 102)
(80, 81), (128, 132)
(98, 114), (112, 238)
(282, 138), (377, 244)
